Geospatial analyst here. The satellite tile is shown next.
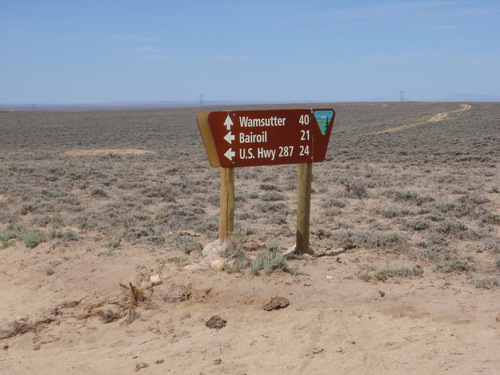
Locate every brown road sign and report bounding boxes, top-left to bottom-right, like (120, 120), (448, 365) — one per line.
(197, 108), (335, 168)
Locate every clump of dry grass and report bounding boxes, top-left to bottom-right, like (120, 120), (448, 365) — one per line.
(0, 318), (58, 340)
(373, 265), (424, 281)
(74, 282), (153, 324)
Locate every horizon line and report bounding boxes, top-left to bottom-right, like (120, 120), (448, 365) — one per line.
(1, 97), (499, 111)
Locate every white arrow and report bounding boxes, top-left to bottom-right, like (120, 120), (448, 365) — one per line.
(224, 115), (233, 131)
(224, 131), (235, 144)
(224, 148), (235, 161)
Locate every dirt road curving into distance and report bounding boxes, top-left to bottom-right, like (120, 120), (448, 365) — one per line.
(362, 104), (471, 136)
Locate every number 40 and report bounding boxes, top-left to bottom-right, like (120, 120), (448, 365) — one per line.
(299, 114), (310, 125)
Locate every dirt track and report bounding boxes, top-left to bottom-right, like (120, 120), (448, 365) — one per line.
(362, 104), (471, 135)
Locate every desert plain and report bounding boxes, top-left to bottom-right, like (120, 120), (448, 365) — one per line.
(0, 102), (499, 374)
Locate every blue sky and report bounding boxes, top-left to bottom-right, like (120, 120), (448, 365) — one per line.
(1, 0), (499, 103)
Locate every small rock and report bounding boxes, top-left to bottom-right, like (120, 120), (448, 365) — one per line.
(180, 312), (191, 320)
(150, 274), (162, 286)
(135, 362), (149, 372)
(99, 308), (121, 323)
(202, 240), (224, 257)
(312, 347), (324, 354)
(283, 245), (296, 258)
(343, 242), (357, 250)
(184, 264), (205, 271)
(263, 296), (290, 311)
(210, 257), (225, 272)
(378, 290), (386, 297)
(214, 358), (222, 365)
(165, 289), (191, 303)
(205, 315), (226, 330)
(242, 239), (264, 251)
(283, 244), (314, 258)
(141, 281), (152, 290)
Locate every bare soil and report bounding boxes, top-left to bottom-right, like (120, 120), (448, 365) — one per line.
(1, 242), (499, 374)
(1, 102), (499, 374)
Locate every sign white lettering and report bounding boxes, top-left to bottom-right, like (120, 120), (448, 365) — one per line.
(239, 131), (268, 144)
(239, 116), (286, 127)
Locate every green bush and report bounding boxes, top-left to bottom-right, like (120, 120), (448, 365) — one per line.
(261, 191), (285, 202)
(169, 234), (201, 254)
(373, 265), (423, 281)
(256, 202), (289, 214)
(22, 231), (43, 249)
(410, 245), (457, 262)
(249, 250), (296, 275)
(48, 226), (79, 241)
(484, 239), (500, 254)
(435, 259), (474, 273)
(480, 213), (500, 225)
(381, 189), (434, 206)
(265, 239), (280, 252)
(333, 230), (407, 251)
(1, 239), (16, 249)
(0, 230), (17, 241)
(107, 230), (124, 249)
(347, 178), (367, 199)
(45, 268), (55, 276)
(432, 219), (468, 236)
(404, 218), (431, 231)
(474, 278), (499, 289)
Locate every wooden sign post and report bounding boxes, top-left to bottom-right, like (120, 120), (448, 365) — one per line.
(219, 167), (234, 245)
(296, 163), (312, 254)
(197, 108), (335, 253)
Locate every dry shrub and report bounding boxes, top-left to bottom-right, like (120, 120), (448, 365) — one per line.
(164, 284), (192, 303)
(74, 282), (153, 324)
(341, 178), (367, 199)
(0, 318), (57, 340)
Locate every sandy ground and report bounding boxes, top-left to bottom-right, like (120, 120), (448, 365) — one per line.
(1, 239), (499, 375)
(60, 149), (155, 157)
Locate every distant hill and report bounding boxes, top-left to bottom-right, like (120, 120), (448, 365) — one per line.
(442, 94), (500, 102)
(0, 100), (286, 111)
(2, 97), (499, 112)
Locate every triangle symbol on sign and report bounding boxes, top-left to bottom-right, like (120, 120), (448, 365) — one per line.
(313, 110), (334, 136)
